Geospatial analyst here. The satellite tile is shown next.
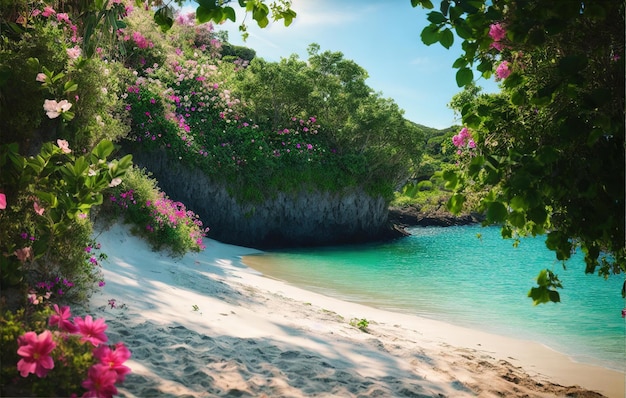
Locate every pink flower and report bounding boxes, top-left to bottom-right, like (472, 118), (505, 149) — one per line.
(41, 6), (56, 17)
(49, 304), (78, 333)
(81, 363), (118, 398)
(43, 99), (72, 119)
(67, 46), (82, 60)
(489, 23), (506, 42)
(14, 247), (32, 263)
(33, 201), (45, 215)
(490, 41), (505, 52)
(16, 330), (56, 378)
(622, 308), (626, 318)
(0, 193), (6, 209)
(36, 73), (47, 83)
(74, 315), (108, 346)
(93, 343), (132, 382)
(495, 61), (511, 80)
(57, 139), (72, 153)
(56, 13), (70, 24)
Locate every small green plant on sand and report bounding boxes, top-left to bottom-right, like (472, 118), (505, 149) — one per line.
(349, 317), (369, 332)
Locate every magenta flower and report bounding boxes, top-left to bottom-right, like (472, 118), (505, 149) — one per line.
(17, 330), (56, 378)
(81, 364), (118, 398)
(74, 315), (108, 346)
(49, 304), (78, 333)
(495, 61), (512, 80)
(0, 193), (6, 209)
(93, 342), (132, 382)
(489, 23), (506, 42)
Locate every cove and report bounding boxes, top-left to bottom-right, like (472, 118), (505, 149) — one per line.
(243, 225), (625, 371)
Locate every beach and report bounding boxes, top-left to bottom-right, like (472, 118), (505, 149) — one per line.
(88, 223), (625, 397)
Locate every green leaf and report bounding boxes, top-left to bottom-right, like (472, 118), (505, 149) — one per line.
(455, 67), (473, 87)
(427, 11), (447, 24)
(452, 57), (468, 68)
(486, 201), (507, 223)
(454, 19), (472, 39)
(558, 55), (588, 76)
(223, 6), (236, 22)
(510, 89), (526, 105)
(154, 7), (174, 32)
(509, 196), (527, 211)
(447, 193), (466, 214)
(92, 140), (114, 159)
(442, 169), (458, 190)
(420, 25), (440, 46)
(439, 28), (454, 49)
(63, 81), (78, 93)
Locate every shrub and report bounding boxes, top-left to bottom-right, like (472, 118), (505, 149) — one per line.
(105, 166), (208, 256)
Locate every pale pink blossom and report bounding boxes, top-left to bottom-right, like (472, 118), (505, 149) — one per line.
(33, 201), (45, 215)
(14, 247), (32, 262)
(36, 73), (47, 82)
(108, 178), (122, 188)
(57, 139), (72, 154)
(43, 99), (72, 119)
(66, 46), (82, 60)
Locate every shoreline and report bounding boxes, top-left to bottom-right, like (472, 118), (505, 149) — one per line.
(90, 223), (625, 397)
(241, 251), (625, 373)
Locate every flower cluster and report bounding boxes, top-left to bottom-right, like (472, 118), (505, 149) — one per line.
(149, 193), (209, 251)
(452, 127), (476, 156)
(16, 305), (131, 398)
(29, 277), (75, 304)
(488, 22), (514, 81)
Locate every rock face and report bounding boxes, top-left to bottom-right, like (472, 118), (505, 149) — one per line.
(131, 150), (401, 248)
(388, 205), (482, 227)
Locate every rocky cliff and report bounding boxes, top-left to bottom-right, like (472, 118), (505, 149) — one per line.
(131, 150), (402, 248)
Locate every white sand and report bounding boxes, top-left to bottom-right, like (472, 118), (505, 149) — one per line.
(88, 223), (625, 397)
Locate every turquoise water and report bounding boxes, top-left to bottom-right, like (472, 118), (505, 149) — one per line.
(246, 225), (625, 370)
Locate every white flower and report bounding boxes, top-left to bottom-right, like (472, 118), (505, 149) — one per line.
(108, 178), (122, 187)
(43, 99), (72, 119)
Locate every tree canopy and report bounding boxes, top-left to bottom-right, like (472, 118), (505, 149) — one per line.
(412, 0), (624, 302)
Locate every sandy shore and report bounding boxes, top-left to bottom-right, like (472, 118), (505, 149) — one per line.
(88, 223), (625, 397)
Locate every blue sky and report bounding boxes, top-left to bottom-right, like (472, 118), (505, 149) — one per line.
(182, 0), (499, 129)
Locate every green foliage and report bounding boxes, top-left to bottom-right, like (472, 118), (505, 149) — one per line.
(153, 0), (297, 39)
(413, 0), (625, 301)
(0, 140), (131, 301)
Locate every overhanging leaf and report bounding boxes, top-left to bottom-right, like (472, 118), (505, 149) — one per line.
(455, 67), (473, 87)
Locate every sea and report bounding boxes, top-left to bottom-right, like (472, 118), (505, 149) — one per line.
(243, 225), (625, 371)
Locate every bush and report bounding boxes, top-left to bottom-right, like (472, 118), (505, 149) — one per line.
(104, 166), (208, 256)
